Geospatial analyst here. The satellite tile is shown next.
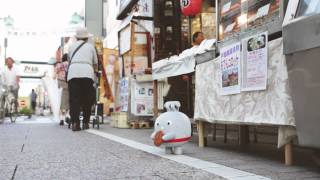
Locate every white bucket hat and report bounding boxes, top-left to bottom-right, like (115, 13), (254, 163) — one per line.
(75, 27), (92, 38)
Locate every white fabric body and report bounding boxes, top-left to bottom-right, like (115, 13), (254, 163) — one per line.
(152, 56), (195, 80)
(194, 38), (295, 126)
(67, 40), (98, 81)
(2, 66), (19, 87)
(42, 76), (62, 122)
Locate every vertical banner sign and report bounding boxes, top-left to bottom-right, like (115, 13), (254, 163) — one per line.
(119, 78), (129, 112)
(220, 42), (241, 95)
(242, 31), (268, 91)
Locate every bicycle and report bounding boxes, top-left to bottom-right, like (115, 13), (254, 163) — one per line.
(0, 86), (18, 123)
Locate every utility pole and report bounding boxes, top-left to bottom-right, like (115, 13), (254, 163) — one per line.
(4, 37), (7, 60)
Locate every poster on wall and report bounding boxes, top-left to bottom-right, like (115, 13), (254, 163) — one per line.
(241, 31), (268, 91)
(220, 42), (241, 95)
(133, 56), (148, 74)
(132, 82), (153, 116)
(119, 78), (129, 112)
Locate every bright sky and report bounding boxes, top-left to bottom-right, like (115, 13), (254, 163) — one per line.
(0, 0), (85, 62)
(0, 0), (85, 29)
(0, 0), (85, 97)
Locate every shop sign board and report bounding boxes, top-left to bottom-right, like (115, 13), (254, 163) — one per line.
(18, 63), (53, 78)
(220, 42), (241, 95)
(241, 31), (268, 91)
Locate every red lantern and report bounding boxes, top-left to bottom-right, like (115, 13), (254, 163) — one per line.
(181, 0), (202, 16)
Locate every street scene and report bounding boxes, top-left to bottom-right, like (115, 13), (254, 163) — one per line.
(1, 0), (320, 179)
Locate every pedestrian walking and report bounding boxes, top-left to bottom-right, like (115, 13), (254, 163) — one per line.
(54, 51), (70, 126)
(30, 89), (37, 113)
(67, 27), (98, 131)
(1, 57), (20, 108)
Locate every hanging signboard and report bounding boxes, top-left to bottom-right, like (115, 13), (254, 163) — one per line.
(181, 0), (203, 16)
(134, 0), (153, 18)
(220, 42), (241, 95)
(118, 0), (139, 19)
(18, 63), (53, 78)
(131, 81), (153, 116)
(241, 31), (268, 91)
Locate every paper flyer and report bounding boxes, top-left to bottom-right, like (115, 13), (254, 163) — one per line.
(220, 42), (241, 95)
(241, 31), (268, 91)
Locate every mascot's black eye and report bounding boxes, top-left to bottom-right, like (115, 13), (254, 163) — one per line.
(156, 122), (160, 126)
(167, 121), (172, 125)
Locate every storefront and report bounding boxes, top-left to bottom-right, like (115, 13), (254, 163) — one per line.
(110, 0), (155, 128)
(152, 0), (318, 165)
(153, 0), (217, 117)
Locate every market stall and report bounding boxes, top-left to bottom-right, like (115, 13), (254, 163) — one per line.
(192, 0), (299, 165)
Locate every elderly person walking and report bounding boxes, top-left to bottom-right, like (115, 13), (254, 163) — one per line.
(67, 27), (98, 131)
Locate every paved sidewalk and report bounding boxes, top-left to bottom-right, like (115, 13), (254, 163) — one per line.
(97, 123), (320, 180)
(0, 122), (223, 180)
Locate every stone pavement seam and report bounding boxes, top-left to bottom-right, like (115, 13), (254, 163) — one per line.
(86, 129), (272, 180)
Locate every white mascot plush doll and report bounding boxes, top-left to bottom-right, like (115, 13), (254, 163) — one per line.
(151, 101), (192, 155)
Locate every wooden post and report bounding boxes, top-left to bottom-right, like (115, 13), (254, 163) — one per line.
(212, 123), (216, 141)
(239, 125), (250, 145)
(153, 80), (159, 118)
(224, 124), (228, 143)
(197, 121), (205, 147)
(285, 141), (293, 166)
(253, 126), (258, 143)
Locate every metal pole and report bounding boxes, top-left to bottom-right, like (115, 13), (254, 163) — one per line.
(4, 37), (7, 60)
(215, 0), (219, 40)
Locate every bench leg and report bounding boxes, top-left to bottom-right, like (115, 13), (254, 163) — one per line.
(285, 141), (293, 166)
(197, 121), (205, 147)
(212, 123), (216, 141)
(224, 124), (227, 143)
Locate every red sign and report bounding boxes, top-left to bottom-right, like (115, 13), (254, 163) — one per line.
(181, 0), (202, 16)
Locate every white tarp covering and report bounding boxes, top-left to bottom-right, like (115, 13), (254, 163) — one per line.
(194, 38), (295, 126)
(152, 39), (216, 80)
(152, 55), (196, 80)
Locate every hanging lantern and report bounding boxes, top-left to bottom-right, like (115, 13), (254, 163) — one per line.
(180, 0), (202, 16)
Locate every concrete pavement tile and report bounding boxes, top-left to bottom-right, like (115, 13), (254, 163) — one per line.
(157, 171), (225, 180)
(0, 164), (16, 180)
(14, 162), (81, 180)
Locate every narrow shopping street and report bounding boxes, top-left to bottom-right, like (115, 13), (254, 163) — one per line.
(1, 116), (319, 180)
(0, 117), (221, 180)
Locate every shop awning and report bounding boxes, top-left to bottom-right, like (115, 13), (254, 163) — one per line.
(152, 39), (216, 80)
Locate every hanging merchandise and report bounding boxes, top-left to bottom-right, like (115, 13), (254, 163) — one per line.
(180, 0), (202, 16)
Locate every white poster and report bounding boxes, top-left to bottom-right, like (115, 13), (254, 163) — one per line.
(132, 81), (153, 116)
(220, 42), (241, 95)
(242, 31), (268, 91)
(119, 78), (129, 112)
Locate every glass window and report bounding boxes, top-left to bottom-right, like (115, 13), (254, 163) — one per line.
(296, 0), (320, 17)
(219, 0), (281, 40)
